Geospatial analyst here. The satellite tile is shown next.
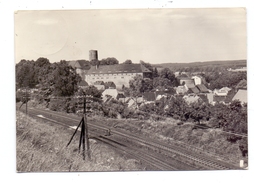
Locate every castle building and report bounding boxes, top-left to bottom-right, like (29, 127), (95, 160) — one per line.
(85, 64), (152, 89)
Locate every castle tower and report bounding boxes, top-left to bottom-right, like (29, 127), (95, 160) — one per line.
(89, 50), (98, 61)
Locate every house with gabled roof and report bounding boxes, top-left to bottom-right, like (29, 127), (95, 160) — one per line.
(189, 86), (199, 94)
(183, 95), (201, 104)
(102, 89), (126, 102)
(175, 85), (188, 95)
(68, 60), (91, 79)
(232, 89), (247, 104)
(78, 80), (89, 90)
(191, 76), (202, 85)
(104, 81), (116, 89)
(214, 87), (231, 96)
(85, 63), (152, 89)
(184, 81), (195, 89)
(196, 84), (209, 93)
(94, 81), (105, 90)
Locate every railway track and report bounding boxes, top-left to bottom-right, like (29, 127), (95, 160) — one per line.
(18, 107), (241, 170)
(20, 108), (177, 170)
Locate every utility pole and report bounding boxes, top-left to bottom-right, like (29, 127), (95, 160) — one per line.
(25, 88), (28, 115)
(84, 95), (91, 160)
(67, 94), (91, 161)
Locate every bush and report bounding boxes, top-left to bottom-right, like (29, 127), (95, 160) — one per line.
(48, 98), (67, 112)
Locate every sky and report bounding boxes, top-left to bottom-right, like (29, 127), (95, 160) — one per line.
(15, 8), (246, 64)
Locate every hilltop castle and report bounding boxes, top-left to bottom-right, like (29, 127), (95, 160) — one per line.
(69, 50), (152, 89)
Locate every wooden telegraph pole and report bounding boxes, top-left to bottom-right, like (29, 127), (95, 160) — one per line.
(67, 94), (91, 160)
(84, 95), (91, 160)
(25, 88), (28, 115)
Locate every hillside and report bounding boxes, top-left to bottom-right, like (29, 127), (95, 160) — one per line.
(16, 111), (144, 172)
(153, 60), (247, 72)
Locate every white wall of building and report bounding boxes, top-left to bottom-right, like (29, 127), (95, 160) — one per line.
(86, 72), (143, 88)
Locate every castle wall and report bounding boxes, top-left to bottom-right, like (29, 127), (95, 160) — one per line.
(86, 72), (143, 89)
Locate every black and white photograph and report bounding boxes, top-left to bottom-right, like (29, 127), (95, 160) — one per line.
(14, 8), (248, 172)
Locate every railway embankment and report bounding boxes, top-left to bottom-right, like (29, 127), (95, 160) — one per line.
(16, 111), (144, 172)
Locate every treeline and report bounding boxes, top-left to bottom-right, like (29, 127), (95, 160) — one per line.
(201, 71), (247, 90)
(154, 60), (246, 72)
(16, 58), (81, 97)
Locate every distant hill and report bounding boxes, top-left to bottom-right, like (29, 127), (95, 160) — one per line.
(153, 60), (247, 72)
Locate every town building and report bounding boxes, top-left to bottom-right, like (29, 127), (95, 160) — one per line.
(68, 60), (90, 79)
(85, 64), (152, 89)
(232, 89), (247, 104)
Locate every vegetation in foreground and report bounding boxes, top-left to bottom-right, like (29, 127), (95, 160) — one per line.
(87, 115), (247, 167)
(16, 112), (144, 172)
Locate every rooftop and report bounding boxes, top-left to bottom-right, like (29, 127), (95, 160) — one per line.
(232, 89), (247, 103)
(86, 64), (151, 74)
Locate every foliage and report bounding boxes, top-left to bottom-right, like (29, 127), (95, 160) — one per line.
(203, 71), (247, 90)
(83, 86), (102, 99)
(159, 68), (177, 85)
(16, 59), (81, 98)
(50, 61), (81, 96)
(90, 59), (100, 66)
(208, 100), (248, 156)
(128, 75), (145, 96)
(153, 60), (246, 73)
(164, 96), (189, 121)
(188, 101), (211, 123)
(153, 67), (159, 78)
(99, 57), (119, 65)
(123, 59), (132, 64)
(153, 77), (172, 90)
(16, 59), (37, 88)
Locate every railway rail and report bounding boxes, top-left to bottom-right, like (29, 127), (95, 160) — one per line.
(18, 107), (241, 170)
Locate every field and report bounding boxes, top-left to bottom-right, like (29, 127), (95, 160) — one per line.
(16, 111), (144, 172)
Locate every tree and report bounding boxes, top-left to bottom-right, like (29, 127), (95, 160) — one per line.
(164, 96), (189, 121)
(143, 78), (153, 92)
(90, 59), (100, 66)
(153, 67), (159, 78)
(159, 68), (177, 86)
(129, 75), (145, 96)
(16, 59), (37, 88)
(83, 85), (102, 99)
(188, 101), (211, 123)
(153, 77), (172, 90)
(99, 57), (119, 65)
(39, 60), (81, 97)
(123, 59), (132, 64)
(35, 57), (50, 68)
(34, 57), (51, 85)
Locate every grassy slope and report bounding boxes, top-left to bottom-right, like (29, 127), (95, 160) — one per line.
(90, 116), (247, 167)
(134, 119), (247, 166)
(16, 112), (143, 172)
